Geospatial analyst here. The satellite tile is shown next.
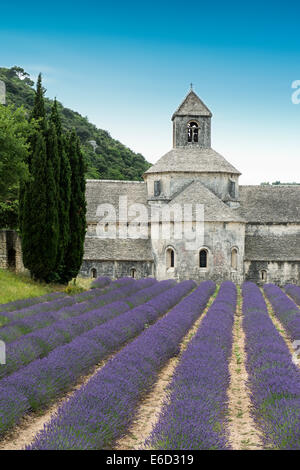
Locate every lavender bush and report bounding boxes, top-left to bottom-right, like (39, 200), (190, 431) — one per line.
(90, 276), (111, 289)
(0, 280), (196, 437)
(264, 283), (300, 342)
(0, 277), (137, 324)
(0, 278), (157, 343)
(146, 281), (236, 450)
(28, 280), (215, 450)
(243, 282), (300, 450)
(285, 284), (300, 306)
(0, 280), (174, 378)
(0, 292), (66, 313)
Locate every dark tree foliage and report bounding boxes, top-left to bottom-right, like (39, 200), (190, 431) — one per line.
(60, 131), (86, 283)
(50, 99), (71, 277)
(31, 73), (46, 126)
(20, 76), (59, 282)
(21, 132), (58, 281)
(0, 201), (19, 229)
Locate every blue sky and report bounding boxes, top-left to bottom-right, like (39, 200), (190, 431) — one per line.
(1, 0), (300, 184)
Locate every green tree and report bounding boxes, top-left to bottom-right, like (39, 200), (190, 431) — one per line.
(50, 99), (71, 278)
(61, 131), (86, 282)
(0, 105), (31, 203)
(20, 76), (59, 282)
(31, 73), (46, 126)
(21, 132), (58, 280)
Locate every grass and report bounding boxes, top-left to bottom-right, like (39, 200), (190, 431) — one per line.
(0, 269), (92, 305)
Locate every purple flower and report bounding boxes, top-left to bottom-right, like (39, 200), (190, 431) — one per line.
(264, 283), (300, 342)
(243, 282), (300, 450)
(146, 281), (235, 450)
(0, 279), (173, 378)
(0, 280), (196, 438)
(285, 284), (300, 307)
(27, 281), (215, 450)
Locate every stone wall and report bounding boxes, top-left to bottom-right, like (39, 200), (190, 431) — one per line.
(151, 221), (245, 284)
(80, 259), (154, 279)
(0, 231), (7, 269)
(173, 115), (211, 148)
(244, 260), (300, 286)
(0, 230), (26, 273)
(145, 172), (239, 202)
(244, 223), (300, 285)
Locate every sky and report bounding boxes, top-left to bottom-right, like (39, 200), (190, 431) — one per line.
(1, 0), (300, 184)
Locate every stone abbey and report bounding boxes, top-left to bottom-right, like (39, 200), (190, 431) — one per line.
(1, 90), (299, 285)
(81, 90), (300, 285)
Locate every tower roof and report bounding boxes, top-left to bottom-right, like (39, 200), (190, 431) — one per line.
(172, 90), (212, 120)
(144, 147), (241, 175)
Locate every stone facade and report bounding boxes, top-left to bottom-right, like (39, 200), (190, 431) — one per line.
(0, 230), (26, 273)
(80, 90), (300, 285)
(80, 260), (153, 279)
(4, 90), (298, 286)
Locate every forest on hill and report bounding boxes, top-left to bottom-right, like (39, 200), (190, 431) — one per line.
(0, 66), (150, 180)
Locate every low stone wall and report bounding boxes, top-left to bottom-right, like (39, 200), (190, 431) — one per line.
(0, 231), (7, 269)
(0, 230), (26, 273)
(80, 259), (154, 279)
(244, 260), (300, 286)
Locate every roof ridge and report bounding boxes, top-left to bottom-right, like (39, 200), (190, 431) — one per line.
(171, 180), (246, 223)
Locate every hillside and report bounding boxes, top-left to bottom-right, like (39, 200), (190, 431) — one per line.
(0, 66), (151, 180)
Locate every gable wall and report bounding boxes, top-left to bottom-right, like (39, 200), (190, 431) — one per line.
(146, 171), (239, 201)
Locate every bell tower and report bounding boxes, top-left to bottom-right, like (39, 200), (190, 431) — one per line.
(172, 88), (212, 148)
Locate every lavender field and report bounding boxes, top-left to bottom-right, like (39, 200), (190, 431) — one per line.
(0, 277), (299, 450)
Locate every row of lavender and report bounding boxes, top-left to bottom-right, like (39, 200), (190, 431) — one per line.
(264, 283), (300, 342)
(242, 282), (300, 450)
(28, 281), (216, 450)
(0, 292), (67, 313)
(0, 278), (158, 343)
(285, 284), (300, 307)
(0, 280), (174, 379)
(90, 276), (111, 289)
(146, 282), (236, 450)
(0, 277), (133, 324)
(0, 276), (109, 314)
(0, 280), (197, 437)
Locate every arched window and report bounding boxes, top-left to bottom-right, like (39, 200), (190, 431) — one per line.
(91, 268), (97, 279)
(199, 249), (208, 268)
(261, 270), (267, 282)
(166, 247), (175, 269)
(231, 248), (238, 270)
(187, 121), (199, 143)
(130, 268), (136, 278)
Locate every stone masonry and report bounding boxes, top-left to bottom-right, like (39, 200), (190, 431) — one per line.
(81, 90), (300, 286)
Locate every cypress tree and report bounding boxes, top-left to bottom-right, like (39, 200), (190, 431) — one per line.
(20, 75), (59, 282)
(50, 99), (71, 280)
(21, 132), (58, 280)
(61, 130), (86, 282)
(19, 74), (46, 233)
(31, 73), (46, 125)
(44, 121), (59, 281)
